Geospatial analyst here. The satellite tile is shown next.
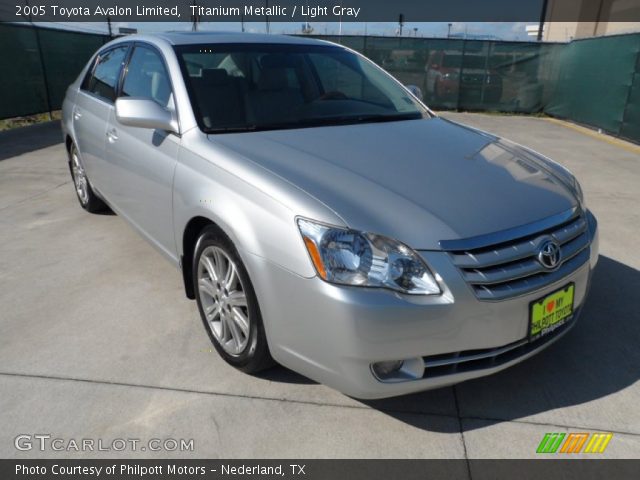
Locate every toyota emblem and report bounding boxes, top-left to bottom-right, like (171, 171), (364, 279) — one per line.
(538, 239), (561, 270)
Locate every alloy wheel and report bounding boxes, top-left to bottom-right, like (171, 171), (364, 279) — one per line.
(71, 150), (89, 206)
(197, 246), (250, 356)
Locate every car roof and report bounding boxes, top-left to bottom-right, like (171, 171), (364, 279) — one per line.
(120, 31), (335, 47)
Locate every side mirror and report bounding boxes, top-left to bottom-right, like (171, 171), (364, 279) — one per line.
(115, 98), (178, 133)
(405, 84), (424, 101)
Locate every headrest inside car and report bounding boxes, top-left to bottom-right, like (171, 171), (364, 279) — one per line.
(259, 54), (301, 69)
(201, 69), (231, 85)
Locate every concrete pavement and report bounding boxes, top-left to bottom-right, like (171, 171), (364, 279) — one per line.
(0, 113), (638, 462)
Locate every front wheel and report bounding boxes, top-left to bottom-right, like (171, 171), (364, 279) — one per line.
(193, 227), (273, 373)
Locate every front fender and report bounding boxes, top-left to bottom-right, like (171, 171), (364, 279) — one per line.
(173, 142), (326, 280)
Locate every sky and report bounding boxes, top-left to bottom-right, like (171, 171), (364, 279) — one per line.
(36, 21), (536, 41)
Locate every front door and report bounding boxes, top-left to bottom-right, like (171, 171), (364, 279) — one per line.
(103, 44), (180, 261)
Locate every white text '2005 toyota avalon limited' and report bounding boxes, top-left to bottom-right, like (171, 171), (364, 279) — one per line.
(62, 32), (598, 399)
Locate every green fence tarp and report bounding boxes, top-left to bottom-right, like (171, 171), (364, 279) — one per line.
(0, 24), (48, 119)
(312, 35), (563, 113)
(619, 47), (640, 143)
(544, 34), (640, 137)
(0, 24), (108, 119)
(316, 33), (640, 144)
(1, 26), (640, 145)
(38, 27), (109, 111)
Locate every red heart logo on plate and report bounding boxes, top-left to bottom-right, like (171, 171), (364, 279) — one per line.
(546, 300), (555, 313)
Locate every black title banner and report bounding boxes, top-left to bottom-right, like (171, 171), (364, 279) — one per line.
(2, 0), (640, 23)
(3, 459), (640, 480)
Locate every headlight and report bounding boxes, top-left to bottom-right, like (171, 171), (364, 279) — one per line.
(297, 218), (441, 295)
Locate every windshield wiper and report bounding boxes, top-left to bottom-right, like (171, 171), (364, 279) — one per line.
(345, 112), (424, 123)
(204, 125), (259, 133)
(204, 113), (423, 134)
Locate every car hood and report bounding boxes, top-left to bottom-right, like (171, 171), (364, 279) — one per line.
(210, 117), (577, 250)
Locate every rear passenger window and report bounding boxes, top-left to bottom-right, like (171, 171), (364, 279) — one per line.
(84, 46), (128, 102)
(121, 46), (172, 108)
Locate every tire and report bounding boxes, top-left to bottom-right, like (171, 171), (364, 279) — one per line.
(193, 226), (274, 373)
(68, 144), (107, 213)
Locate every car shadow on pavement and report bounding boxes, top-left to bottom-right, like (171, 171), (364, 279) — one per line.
(256, 366), (317, 385)
(0, 121), (62, 161)
(359, 255), (640, 432)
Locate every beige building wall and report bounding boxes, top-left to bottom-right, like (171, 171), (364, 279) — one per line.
(543, 0), (640, 42)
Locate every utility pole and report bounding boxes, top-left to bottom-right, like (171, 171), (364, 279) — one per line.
(265, 0), (270, 34)
(107, 16), (113, 37)
(191, 0), (199, 31)
(537, 0), (549, 41)
(241, 10), (245, 32)
(398, 13), (404, 37)
(447, 23), (452, 38)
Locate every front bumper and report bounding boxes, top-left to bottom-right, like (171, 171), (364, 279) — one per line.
(243, 211), (599, 399)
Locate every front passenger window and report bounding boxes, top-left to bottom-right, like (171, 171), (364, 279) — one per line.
(122, 46), (172, 108)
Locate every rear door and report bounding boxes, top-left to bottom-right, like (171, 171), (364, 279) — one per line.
(104, 43), (180, 261)
(73, 44), (130, 197)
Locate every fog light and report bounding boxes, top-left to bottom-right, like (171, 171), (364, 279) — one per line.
(371, 357), (425, 382)
(372, 360), (404, 380)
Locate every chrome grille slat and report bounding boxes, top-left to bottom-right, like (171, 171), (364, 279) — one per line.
(422, 315), (577, 378)
(424, 339), (527, 368)
(463, 257), (543, 285)
(463, 230), (590, 286)
(560, 231), (590, 261)
(448, 214), (591, 301)
(551, 218), (586, 244)
(450, 217), (587, 269)
(450, 241), (537, 269)
(474, 248), (589, 300)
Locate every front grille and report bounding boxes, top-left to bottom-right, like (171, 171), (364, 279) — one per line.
(422, 315), (576, 378)
(448, 213), (590, 301)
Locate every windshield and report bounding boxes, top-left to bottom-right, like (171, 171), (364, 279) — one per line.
(175, 43), (429, 133)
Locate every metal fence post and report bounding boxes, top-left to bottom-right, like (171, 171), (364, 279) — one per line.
(33, 25), (53, 120)
(457, 39), (467, 111)
(619, 39), (640, 138)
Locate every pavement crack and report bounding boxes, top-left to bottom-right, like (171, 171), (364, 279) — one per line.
(0, 371), (455, 419)
(0, 181), (70, 212)
(2, 371), (639, 439)
(459, 414), (640, 436)
(453, 385), (473, 479)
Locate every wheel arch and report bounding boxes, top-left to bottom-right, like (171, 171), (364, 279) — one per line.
(65, 135), (73, 154)
(181, 216), (229, 299)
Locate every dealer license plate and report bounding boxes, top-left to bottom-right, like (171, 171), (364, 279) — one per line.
(529, 283), (575, 341)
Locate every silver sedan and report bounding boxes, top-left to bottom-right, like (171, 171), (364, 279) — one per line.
(62, 32), (598, 399)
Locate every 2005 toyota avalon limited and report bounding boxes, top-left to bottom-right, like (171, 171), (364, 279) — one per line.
(62, 32), (598, 399)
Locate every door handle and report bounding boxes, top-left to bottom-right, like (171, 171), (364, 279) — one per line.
(106, 128), (118, 142)
(73, 109), (82, 120)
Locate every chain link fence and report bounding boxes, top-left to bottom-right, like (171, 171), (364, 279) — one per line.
(1, 24), (639, 143)
(317, 33), (640, 143)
